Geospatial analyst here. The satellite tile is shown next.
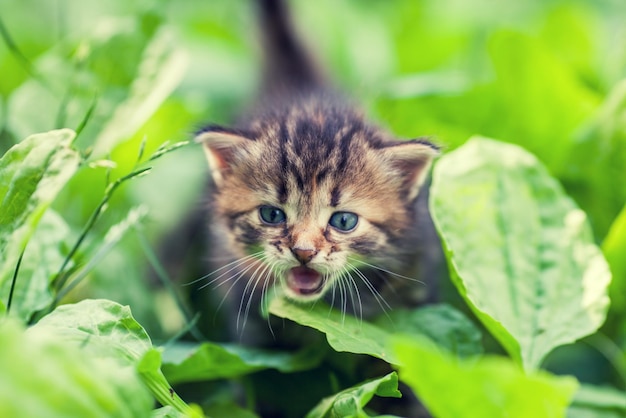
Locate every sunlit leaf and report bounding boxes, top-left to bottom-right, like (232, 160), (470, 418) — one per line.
(0, 319), (153, 418)
(394, 336), (578, 418)
(31, 298), (152, 365)
(0, 129), (80, 308)
(270, 298), (482, 365)
(430, 137), (611, 370)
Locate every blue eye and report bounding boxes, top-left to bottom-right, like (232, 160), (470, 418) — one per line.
(329, 212), (358, 232)
(259, 206), (286, 224)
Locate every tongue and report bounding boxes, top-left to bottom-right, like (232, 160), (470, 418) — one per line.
(288, 266), (323, 295)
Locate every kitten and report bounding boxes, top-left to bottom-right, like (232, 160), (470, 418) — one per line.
(193, 0), (440, 326)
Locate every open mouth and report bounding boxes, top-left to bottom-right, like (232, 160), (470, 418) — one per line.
(286, 266), (325, 297)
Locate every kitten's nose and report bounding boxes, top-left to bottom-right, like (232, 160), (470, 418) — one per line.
(291, 248), (317, 264)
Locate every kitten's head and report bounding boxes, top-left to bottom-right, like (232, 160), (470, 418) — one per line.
(197, 100), (438, 302)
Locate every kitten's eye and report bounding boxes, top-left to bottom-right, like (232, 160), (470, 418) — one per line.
(259, 206), (286, 225)
(329, 212), (358, 232)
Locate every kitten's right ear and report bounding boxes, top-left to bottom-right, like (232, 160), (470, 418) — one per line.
(195, 126), (250, 187)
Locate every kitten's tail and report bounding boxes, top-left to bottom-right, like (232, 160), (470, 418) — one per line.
(255, 0), (325, 95)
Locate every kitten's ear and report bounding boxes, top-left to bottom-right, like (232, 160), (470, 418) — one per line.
(196, 126), (251, 186)
(383, 139), (439, 201)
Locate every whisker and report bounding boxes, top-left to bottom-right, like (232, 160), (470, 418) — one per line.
(237, 259), (268, 332)
(347, 257), (425, 285)
(347, 262), (392, 315)
(343, 268), (363, 322)
(200, 253), (269, 291)
(241, 260), (275, 332)
(213, 259), (262, 315)
(186, 251), (264, 286)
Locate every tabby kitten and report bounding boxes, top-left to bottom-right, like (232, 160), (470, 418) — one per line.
(195, 0), (438, 319)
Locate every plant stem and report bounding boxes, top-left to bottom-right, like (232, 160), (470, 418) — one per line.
(6, 250), (24, 315)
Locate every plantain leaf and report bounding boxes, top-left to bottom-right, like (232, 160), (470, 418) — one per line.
(0, 319), (153, 418)
(32, 299), (201, 417)
(161, 340), (324, 384)
(0, 129), (80, 308)
(393, 336), (578, 418)
(430, 136), (611, 371)
(305, 372), (401, 418)
(269, 298), (482, 366)
(31, 298), (152, 365)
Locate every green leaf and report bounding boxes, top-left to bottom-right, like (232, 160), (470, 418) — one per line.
(567, 384), (626, 418)
(32, 299), (201, 417)
(0, 210), (70, 321)
(0, 129), (80, 302)
(394, 336), (579, 418)
(0, 319), (153, 418)
(603, 202), (626, 316)
(430, 137), (611, 371)
(269, 298), (481, 365)
(138, 349), (205, 418)
(488, 30), (599, 174)
(90, 29), (188, 157)
(161, 340), (324, 384)
(269, 296), (399, 364)
(377, 304), (483, 359)
(306, 372), (401, 418)
(31, 298), (152, 365)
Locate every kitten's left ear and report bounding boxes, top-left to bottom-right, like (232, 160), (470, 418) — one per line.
(196, 126), (251, 187)
(383, 139), (439, 201)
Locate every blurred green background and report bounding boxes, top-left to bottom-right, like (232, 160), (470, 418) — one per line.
(1, 0), (625, 346)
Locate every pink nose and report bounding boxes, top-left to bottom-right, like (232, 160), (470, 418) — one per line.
(292, 248), (316, 264)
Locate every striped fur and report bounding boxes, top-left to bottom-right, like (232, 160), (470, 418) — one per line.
(197, 92), (438, 303)
(195, 0), (438, 310)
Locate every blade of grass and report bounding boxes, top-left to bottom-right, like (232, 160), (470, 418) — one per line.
(136, 229), (205, 342)
(5, 250), (24, 315)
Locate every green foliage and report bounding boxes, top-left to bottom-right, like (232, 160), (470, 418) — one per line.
(393, 336), (579, 418)
(1, 0), (626, 417)
(0, 130), (80, 319)
(430, 137), (611, 371)
(0, 318), (153, 418)
(306, 372), (401, 418)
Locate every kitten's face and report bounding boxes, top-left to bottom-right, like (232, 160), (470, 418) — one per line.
(198, 108), (437, 302)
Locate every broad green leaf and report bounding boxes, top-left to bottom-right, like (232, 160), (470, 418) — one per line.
(270, 296), (399, 364)
(603, 204), (626, 315)
(377, 304), (483, 359)
(0, 319), (152, 418)
(33, 299), (201, 417)
(161, 340), (324, 384)
(31, 298), (152, 365)
(269, 298), (481, 365)
(567, 384), (626, 418)
(0, 210), (70, 321)
(306, 372), (401, 418)
(430, 137), (611, 370)
(0, 129), (80, 297)
(394, 336), (578, 418)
